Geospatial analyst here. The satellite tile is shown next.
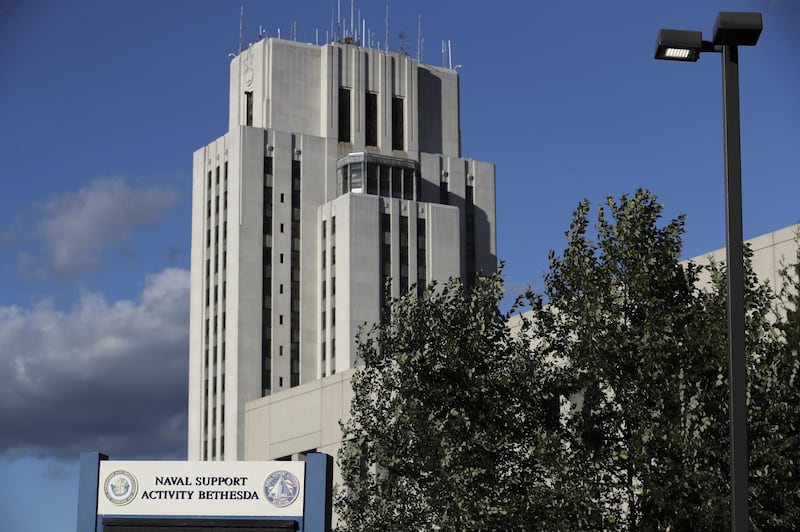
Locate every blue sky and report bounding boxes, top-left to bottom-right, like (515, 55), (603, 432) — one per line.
(0, 0), (797, 530)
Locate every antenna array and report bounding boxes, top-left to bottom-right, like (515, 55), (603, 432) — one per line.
(230, 0), (455, 69)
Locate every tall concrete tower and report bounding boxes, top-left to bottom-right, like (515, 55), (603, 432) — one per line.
(188, 37), (496, 461)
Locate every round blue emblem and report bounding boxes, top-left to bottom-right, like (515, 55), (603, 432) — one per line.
(264, 470), (300, 507)
(104, 470), (137, 505)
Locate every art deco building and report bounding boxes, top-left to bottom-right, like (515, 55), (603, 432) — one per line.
(188, 37), (497, 461)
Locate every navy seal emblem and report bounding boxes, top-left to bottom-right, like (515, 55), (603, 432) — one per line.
(264, 470), (300, 507)
(104, 470), (137, 505)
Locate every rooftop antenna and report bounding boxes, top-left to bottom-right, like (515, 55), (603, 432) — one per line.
(292, 20), (297, 41)
(399, 30), (407, 54)
(416, 14), (423, 62)
(384, 3), (389, 52)
(238, 5), (244, 53)
(337, 0), (341, 40)
(448, 39), (453, 69)
(350, 0), (354, 38)
(441, 40), (446, 67)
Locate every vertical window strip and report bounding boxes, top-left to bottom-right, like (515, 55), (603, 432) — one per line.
(290, 160), (301, 387)
(261, 155), (274, 396)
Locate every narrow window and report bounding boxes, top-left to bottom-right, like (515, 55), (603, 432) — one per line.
(245, 91), (254, 126)
(392, 96), (404, 150)
(366, 92), (378, 146)
(366, 163), (378, 194)
(338, 88), (351, 142)
(417, 218), (427, 296)
(440, 179), (449, 204)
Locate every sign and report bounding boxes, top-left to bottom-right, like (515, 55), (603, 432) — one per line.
(97, 461), (305, 517)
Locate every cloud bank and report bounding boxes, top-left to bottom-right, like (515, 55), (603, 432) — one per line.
(0, 267), (190, 461)
(28, 177), (179, 279)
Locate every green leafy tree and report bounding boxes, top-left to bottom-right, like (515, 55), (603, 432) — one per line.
(335, 272), (565, 531)
(541, 190), (796, 530)
(747, 233), (800, 529)
(335, 189), (799, 530)
(541, 189), (725, 529)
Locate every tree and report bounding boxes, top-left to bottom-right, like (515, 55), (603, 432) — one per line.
(335, 272), (565, 531)
(540, 189), (731, 529)
(746, 233), (800, 529)
(336, 190), (799, 530)
(541, 190), (798, 530)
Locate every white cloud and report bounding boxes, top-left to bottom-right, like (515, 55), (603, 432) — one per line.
(29, 177), (179, 279)
(0, 268), (190, 460)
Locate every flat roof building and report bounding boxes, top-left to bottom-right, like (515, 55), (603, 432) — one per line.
(188, 37), (497, 462)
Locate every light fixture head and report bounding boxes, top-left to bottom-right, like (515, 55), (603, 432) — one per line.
(655, 29), (703, 61)
(713, 12), (762, 46)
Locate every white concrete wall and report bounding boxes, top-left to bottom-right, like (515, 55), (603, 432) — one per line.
(686, 224), (799, 292)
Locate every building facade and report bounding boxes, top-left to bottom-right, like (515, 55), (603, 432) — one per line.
(188, 37), (497, 461)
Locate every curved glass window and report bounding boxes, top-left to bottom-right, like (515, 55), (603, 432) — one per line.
(337, 153), (419, 200)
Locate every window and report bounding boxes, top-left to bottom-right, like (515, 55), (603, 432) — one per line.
(367, 162), (378, 194)
(403, 168), (414, 200)
(245, 91), (253, 126)
(440, 179), (449, 204)
(400, 216), (409, 293)
(366, 92), (378, 146)
(392, 96), (404, 150)
(349, 163), (362, 192)
(338, 88), (351, 142)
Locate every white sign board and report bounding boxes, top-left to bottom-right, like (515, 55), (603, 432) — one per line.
(97, 460), (305, 517)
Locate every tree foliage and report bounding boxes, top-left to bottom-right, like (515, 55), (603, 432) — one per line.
(336, 190), (800, 531)
(335, 272), (564, 531)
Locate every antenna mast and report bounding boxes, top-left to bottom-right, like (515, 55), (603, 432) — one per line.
(417, 15), (423, 62)
(384, 3), (389, 52)
(448, 40), (452, 69)
(238, 5), (243, 53)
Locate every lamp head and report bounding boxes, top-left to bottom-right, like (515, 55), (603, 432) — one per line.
(713, 12), (762, 46)
(655, 29), (703, 61)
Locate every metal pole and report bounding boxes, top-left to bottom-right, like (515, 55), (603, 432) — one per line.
(721, 43), (748, 531)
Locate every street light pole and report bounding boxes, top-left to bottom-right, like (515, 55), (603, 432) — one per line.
(721, 42), (749, 531)
(655, 12), (762, 531)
